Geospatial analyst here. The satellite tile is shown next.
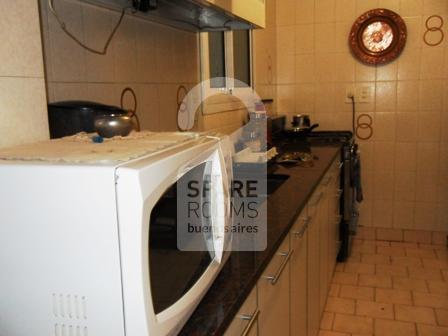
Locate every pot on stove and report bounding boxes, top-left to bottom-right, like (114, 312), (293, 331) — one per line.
(291, 114), (311, 130)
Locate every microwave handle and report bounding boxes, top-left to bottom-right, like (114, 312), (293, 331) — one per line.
(212, 147), (231, 263)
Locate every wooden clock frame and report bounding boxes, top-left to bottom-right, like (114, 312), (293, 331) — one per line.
(349, 8), (407, 65)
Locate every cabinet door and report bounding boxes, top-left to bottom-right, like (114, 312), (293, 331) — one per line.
(318, 186), (330, 314)
(258, 238), (291, 336)
(224, 287), (258, 336)
(307, 195), (321, 336)
(290, 214), (309, 336)
(328, 167), (342, 279)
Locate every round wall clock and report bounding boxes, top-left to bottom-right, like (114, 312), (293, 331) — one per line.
(349, 8), (407, 65)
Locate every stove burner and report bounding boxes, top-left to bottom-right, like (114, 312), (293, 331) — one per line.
(276, 151), (315, 167)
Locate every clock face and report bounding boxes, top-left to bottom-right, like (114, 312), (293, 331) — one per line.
(362, 21), (394, 53)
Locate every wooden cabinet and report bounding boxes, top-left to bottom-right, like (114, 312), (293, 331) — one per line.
(224, 287), (259, 336)
(307, 192), (321, 336)
(258, 238), (291, 336)
(226, 156), (342, 336)
(327, 162), (342, 279)
(290, 211), (309, 336)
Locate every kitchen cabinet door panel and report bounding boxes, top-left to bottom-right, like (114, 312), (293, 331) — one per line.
(290, 213), (308, 336)
(258, 238), (291, 336)
(224, 287), (258, 336)
(307, 195), (321, 336)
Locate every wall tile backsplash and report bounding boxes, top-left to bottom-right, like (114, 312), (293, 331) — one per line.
(0, 1), (49, 148)
(271, 0), (448, 232)
(39, 0), (199, 131)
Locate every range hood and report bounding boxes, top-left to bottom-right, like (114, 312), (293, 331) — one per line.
(80, 0), (266, 32)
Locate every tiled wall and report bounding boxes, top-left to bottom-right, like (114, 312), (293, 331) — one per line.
(39, 0), (199, 131)
(272, 0), (448, 231)
(0, 1), (49, 148)
(253, 0), (277, 111)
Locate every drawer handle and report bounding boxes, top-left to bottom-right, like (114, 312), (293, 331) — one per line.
(338, 161), (343, 169)
(239, 310), (260, 336)
(336, 189), (343, 197)
(264, 249), (294, 285)
(293, 216), (311, 238)
(310, 192), (323, 206)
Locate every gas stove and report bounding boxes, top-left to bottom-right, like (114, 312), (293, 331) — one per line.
(272, 128), (361, 262)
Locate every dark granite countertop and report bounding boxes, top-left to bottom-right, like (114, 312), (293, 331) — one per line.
(179, 145), (341, 336)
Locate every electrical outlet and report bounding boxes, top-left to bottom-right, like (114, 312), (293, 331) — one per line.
(356, 86), (372, 103)
(345, 86), (355, 104)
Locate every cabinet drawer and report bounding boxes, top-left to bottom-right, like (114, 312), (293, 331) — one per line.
(224, 287), (258, 336)
(258, 237), (291, 336)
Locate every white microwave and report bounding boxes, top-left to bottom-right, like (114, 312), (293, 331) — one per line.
(0, 132), (233, 336)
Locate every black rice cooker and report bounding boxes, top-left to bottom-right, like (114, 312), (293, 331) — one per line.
(48, 101), (126, 139)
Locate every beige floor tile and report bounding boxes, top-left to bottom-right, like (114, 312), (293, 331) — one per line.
(375, 288), (413, 305)
(413, 292), (448, 309)
(318, 330), (350, 336)
(374, 241), (391, 247)
(332, 272), (358, 285)
(391, 241), (418, 248)
(329, 283), (340, 297)
(406, 247), (437, 259)
(320, 312), (334, 330)
(352, 239), (364, 247)
(361, 254), (391, 265)
(347, 253), (362, 263)
(333, 314), (373, 335)
(423, 258), (448, 270)
(377, 246), (406, 256)
(374, 319), (416, 336)
(435, 309), (448, 326)
(408, 266), (443, 280)
(325, 297), (355, 314)
(428, 280), (448, 295)
(335, 263), (345, 272)
(417, 324), (448, 336)
(391, 256), (422, 267)
(343, 262), (375, 275)
(339, 285), (374, 301)
(393, 277), (428, 292)
(352, 244), (376, 254)
(376, 264), (408, 277)
(356, 300), (394, 319)
(358, 274), (392, 288)
(395, 304), (437, 325)
(436, 249), (448, 259)
(443, 270), (448, 281)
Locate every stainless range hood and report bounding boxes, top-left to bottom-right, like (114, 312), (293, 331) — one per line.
(80, 0), (266, 32)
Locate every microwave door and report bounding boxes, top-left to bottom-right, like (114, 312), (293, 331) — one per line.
(149, 161), (216, 315)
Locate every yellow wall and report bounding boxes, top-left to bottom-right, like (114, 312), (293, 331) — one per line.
(270, 0), (448, 231)
(0, 1), (49, 148)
